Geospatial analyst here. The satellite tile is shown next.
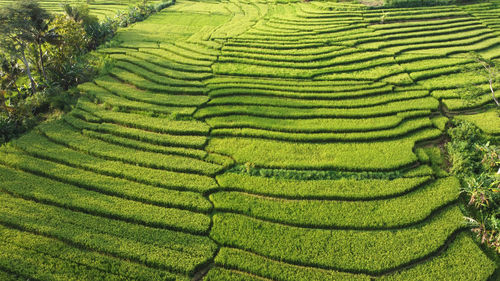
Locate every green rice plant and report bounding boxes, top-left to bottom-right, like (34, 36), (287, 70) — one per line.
(11, 131), (217, 192)
(205, 111), (428, 133)
(403, 165), (435, 177)
(216, 172), (431, 199)
(431, 116), (449, 131)
(0, 240), (130, 281)
(443, 95), (494, 111)
(77, 100), (210, 135)
(212, 232), (494, 281)
(37, 121), (223, 175)
(0, 0), (161, 19)
(206, 77), (384, 93)
(210, 206), (465, 273)
(64, 114), (208, 150)
(139, 47), (213, 67)
(78, 82), (196, 115)
(206, 128), (441, 171)
(113, 10), (230, 48)
(210, 117), (434, 142)
(221, 44), (344, 57)
(94, 76), (208, 106)
(114, 60), (205, 87)
(371, 19), (482, 38)
(0, 148), (212, 212)
(430, 89), (459, 99)
(158, 43), (216, 61)
(0, 224), (188, 281)
(403, 36), (500, 57)
(212, 62), (313, 79)
(206, 90), (429, 109)
(81, 129), (206, 158)
(204, 267), (265, 281)
(379, 232), (495, 280)
(0, 192), (217, 276)
(175, 41), (220, 56)
(455, 111), (500, 135)
(364, 11), (468, 23)
(219, 47), (382, 66)
(108, 67), (206, 95)
(0, 165), (210, 234)
(409, 63), (476, 81)
(70, 108), (102, 122)
(115, 50), (212, 73)
(210, 247), (371, 281)
(315, 64), (410, 82)
(358, 28), (492, 52)
(211, 177), (459, 228)
(416, 147), (431, 164)
(195, 97), (439, 119)
(207, 85), (394, 100)
(223, 40), (323, 50)
(369, 17), (475, 31)
(216, 56), (396, 76)
(397, 56), (472, 72)
(112, 54), (212, 80)
(418, 71), (489, 90)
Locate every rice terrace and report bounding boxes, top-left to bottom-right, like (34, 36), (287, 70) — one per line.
(0, 0), (500, 279)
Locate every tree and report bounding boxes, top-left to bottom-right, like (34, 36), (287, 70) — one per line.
(45, 14), (90, 89)
(62, 3), (112, 50)
(0, 54), (22, 94)
(0, 0), (52, 93)
(461, 52), (499, 107)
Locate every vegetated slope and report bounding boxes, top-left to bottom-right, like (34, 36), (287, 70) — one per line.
(0, 0), (164, 18)
(0, 0), (498, 280)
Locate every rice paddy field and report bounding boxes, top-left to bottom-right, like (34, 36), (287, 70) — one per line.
(0, 0), (164, 18)
(1, 0), (500, 280)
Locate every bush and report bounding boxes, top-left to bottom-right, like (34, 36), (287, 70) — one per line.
(446, 120), (485, 176)
(446, 119), (500, 253)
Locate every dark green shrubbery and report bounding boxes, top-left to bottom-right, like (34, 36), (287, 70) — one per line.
(231, 163), (404, 180)
(0, 0), (173, 145)
(446, 119), (500, 253)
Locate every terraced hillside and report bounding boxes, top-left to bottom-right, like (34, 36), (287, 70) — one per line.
(0, 0), (164, 18)
(0, 0), (499, 280)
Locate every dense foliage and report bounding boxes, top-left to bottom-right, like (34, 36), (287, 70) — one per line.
(447, 119), (500, 253)
(0, 0), (173, 144)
